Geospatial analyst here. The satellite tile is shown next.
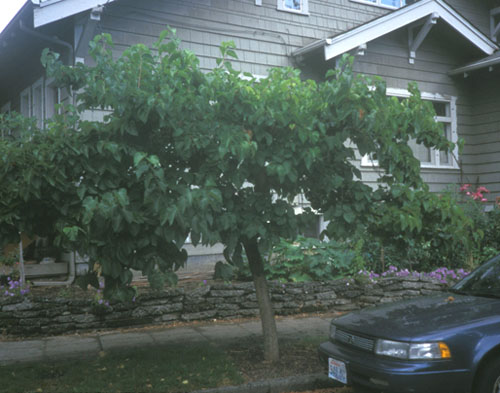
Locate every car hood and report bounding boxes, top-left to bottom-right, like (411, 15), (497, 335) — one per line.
(333, 293), (500, 341)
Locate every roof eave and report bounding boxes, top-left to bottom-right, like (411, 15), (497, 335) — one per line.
(33, 0), (116, 28)
(448, 55), (500, 76)
(292, 0), (498, 62)
(292, 38), (328, 58)
(0, 1), (31, 40)
(324, 0), (497, 60)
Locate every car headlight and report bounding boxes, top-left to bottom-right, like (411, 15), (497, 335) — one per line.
(375, 339), (451, 360)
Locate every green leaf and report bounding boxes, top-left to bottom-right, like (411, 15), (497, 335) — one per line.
(161, 206), (177, 226)
(343, 211), (355, 224)
(133, 152), (148, 166)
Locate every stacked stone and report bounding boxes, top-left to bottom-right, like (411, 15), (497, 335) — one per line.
(0, 276), (450, 337)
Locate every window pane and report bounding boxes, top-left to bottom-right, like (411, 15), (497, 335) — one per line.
(21, 92), (30, 117)
(45, 84), (59, 120)
(432, 101), (448, 117)
(439, 124), (452, 165)
(33, 85), (43, 128)
(408, 138), (432, 163)
(381, 0), (401, 7)
(284, 0), (301, 10)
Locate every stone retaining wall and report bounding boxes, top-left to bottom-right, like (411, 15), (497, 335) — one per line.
(0, 276), (450, 337)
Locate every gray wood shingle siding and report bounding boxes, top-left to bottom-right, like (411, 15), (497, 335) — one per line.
(94, 0), (390, 75)
(351, 26), (478, 191)
(461, 73), (500, 199)
(446, 0), (491, 37)
(2, 0), (496, 201)
(85, 0), (496, 197)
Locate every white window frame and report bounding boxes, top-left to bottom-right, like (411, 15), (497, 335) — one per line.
(18, 77), (62, 129)
(350, 0), (406, 10)
(277, 0), (309, 15)
(361, 88), (459, 169)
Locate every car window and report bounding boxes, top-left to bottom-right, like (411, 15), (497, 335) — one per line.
(453, 254), (500, 297)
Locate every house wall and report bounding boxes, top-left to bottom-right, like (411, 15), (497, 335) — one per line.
(91, 1), (493, 196)
(349, 26), (483, 193)
(446, 0), (492, 37)
(2, 0), (497, 214)
(91, 0), (391, 75)
(461, 72), (500, 201)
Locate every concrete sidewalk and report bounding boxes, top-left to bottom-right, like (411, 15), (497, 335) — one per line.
(0, 315), (333, 366)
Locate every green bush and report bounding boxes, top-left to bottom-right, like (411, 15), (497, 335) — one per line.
(214, 236), (365, 283)
(357, 185), (500, 273)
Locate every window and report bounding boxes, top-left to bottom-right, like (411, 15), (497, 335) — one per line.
(361, 89), (458, 169)
(277, 0), (309, 14)
(20, 87), (31, 118)
(32, 79), (44, 128)
(18, 77), (61, 129)
(45, 79), (60, 120)
(351, 0), (411, 9)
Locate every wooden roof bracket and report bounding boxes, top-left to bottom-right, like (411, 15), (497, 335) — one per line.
(74, 6), (104, 63)
(356, 43), (367, 56)
(490, 7), (500, 43)
(408, 12), (439, 64)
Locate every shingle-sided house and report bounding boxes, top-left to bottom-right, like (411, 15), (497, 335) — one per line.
(0, 0), (499, 244)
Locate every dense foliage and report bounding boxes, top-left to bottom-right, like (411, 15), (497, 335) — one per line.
(0, 30), (472, 360)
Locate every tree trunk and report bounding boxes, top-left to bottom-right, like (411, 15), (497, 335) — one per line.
(19, 236), (26, 286)
(380, 245), (385, 273)
(243, 237), (280, 362)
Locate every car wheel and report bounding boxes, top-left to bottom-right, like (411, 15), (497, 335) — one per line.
(475, 357), (500, 393)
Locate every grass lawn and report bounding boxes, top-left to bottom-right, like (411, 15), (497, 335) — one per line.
(0, 343), (244, 393)
(0, 334), (326, 393)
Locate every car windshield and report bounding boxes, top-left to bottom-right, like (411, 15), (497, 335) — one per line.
(452, 254), (500, 297)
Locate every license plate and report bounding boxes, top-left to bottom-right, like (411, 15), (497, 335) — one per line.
(328, 357), (348, 384)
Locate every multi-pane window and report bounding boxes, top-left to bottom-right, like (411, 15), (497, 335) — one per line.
(32, 79), (44, 128)
(407, 101), (455, 167)
(18, 77), (60, 129)
(45, 79), (60, 120)
(277, 0), (309, 14)
(362, 90), (458, 169)
(20, 87), (31, 118)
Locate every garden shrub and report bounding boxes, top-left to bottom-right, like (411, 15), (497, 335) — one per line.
(215, 236), (365, 283)
(214, 185), (500, 283)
